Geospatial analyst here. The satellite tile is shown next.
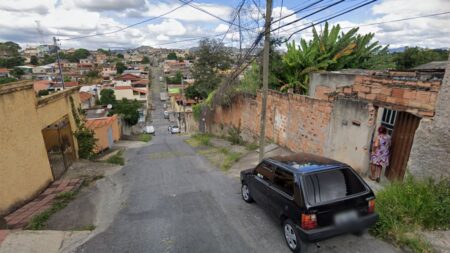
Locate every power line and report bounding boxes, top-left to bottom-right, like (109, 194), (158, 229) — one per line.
(282, 0), (377, 41)
(272, 0), (346, 33)
(177, 0), (254, 32)
(272, 0), (325, 23)
(60, 1), (193, 41)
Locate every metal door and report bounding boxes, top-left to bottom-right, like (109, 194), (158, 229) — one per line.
(386, 112), (421, 181)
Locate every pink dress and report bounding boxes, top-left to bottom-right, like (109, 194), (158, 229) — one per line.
(371, 134), (391, 168)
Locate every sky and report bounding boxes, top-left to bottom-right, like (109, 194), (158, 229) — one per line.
(0, 0), (449, 50)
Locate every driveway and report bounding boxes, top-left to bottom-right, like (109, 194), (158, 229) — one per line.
(74, 67), (401, 253)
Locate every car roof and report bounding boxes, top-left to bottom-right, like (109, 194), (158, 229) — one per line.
(265, 153), (348, 174)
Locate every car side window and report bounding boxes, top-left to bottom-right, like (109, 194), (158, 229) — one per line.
(273, 167), (294, 196)
(254, 162), (274, 182)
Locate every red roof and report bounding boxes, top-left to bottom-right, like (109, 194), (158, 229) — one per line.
(33, 80), (51, 92)
(85, 115), (117, 129)
(114, 86), (132, 90)
(51, 81), (79, 88)
(79, 92), (94, 102)
(115, 73), (141, 81)
(132, 88), (147, 94)
(0, 68), (9, 73)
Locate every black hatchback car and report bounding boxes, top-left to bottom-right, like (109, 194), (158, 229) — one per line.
(240, 153), (378, 253)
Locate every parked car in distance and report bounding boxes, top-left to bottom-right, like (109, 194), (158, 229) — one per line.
(168, 125), (180, 134)
(240, 153), (378, 253)
(163, 103), (167, 109)
(163, 111), (169, 119)
(144, 125), (155, 135)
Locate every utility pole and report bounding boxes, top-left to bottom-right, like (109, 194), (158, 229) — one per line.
(258, 0), (273, 162)
(53, 37), (64, 89)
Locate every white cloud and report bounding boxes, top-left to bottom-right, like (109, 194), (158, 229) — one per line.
(142, 2), (233, 22)
(0, 0), (53, 15)
(147, 19), (186, 36)
(214, 24), (229, 33)
(69, 0), (147, 11)
(156, 34), (170, 41)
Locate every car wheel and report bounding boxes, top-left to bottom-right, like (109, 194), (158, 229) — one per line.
(241, 183), (253, 203)
(283, 219), (308, 253)
(353, 229), (367, 236)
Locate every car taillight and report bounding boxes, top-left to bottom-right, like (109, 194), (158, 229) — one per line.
(301, 213), (317, 230)
(368, 199), (375, 214)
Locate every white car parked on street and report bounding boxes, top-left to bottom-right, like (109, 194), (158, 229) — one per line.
(144, 125), (155, 135)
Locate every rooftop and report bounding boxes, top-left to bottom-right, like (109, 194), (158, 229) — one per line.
(268, 153), (346, 174)
(85, 115), (117, 129)
(412, 61), (448, 70)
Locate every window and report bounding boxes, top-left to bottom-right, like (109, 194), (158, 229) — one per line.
(133, 90), (139, 96)
(254, 162), (274, 182)
(381, 109), (397, 135)
(304, 168), (366, 205)
(273, 168), (294, 196)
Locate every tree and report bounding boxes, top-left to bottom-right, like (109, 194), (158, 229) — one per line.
(165, 71), (183, 84)
(187, 39), (233, 99)
(97, 48), (111, 56)
(100, 89), (116, 106)
(30, 55), (39, 65)
(0, 41), (24, 68)
(0, 77), (17, 84)
(66, 48), (90, 63)
(117, 53), (124, 59)
(141, 56), (150, 64)
(167, 52), (177, 60)
(116, 62), (126, 74)
(86, 70), (99, 78)
(113, 98), (141, 125)
(281, 22), (385, 94)
(10, 67), (24, 79)
(41, 54), (56, 65)
(37, 89), (49, 96)
(393, 47), (449, 70)
(64, 76), (72, 82)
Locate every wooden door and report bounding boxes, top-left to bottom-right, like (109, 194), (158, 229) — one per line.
(386, 112), (421, 181)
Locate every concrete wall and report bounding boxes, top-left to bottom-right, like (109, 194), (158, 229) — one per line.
(328, 99), (376, 174)
(0, 82), (53, 214)
(408, 57), (450, 179)
(309, 72), (356, 97)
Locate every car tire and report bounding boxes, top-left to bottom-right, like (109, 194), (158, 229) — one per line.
(241, 183), (253, 203)
(353, 229), (367, 236)
(283, 219), (308, 253)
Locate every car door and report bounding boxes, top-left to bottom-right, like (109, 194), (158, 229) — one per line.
(266, 166), (297, 219)
(249, 161), (274, 208)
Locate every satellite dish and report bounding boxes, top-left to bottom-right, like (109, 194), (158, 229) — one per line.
(107, 104), (113, 109)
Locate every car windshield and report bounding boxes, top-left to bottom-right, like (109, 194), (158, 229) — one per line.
(303, 168), (367, 205)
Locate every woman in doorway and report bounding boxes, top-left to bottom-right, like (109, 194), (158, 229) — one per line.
(370, 126), (391, 182)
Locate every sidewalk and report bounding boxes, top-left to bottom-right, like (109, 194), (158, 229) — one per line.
(3, 179), (82, 230)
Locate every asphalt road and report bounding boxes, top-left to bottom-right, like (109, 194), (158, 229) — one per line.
(74, 67), (401, 253)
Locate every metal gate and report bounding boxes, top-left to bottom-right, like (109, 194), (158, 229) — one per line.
(42, 116), (75, 180)
(386, 112), (421, 181)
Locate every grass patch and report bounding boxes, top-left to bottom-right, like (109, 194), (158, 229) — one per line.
(27, 191), (78, 230)
(221, 152), (241, 171)
(106, 150), (125, 165)
(245, 142), (259, 151)
(370, 177), (450, 252)
(139, 133), (152, 142)
(185, 133), (212, 147)
(227, 127), (243, 145)
(74, 224), (96, 231)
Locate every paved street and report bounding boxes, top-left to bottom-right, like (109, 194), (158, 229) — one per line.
(74, 67), (401, 253)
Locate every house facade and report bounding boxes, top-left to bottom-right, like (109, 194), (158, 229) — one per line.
(0, 81), (81, 214)
(86, 115), (121, 153)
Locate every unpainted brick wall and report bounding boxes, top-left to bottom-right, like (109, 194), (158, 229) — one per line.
(315, 75), (441, 118)
(210, 90), (333, 155)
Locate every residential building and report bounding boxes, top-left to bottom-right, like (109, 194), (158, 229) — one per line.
(208, 63), (450, 181)
(0, 68), (10, 78)
(79, 92), (95, 109)
(47, 81), (79, 92)
(33, 80), (51, 93)
(36, 45), (57, 57)
(85, 115), (121, 153)
(0, 81), (81, 214)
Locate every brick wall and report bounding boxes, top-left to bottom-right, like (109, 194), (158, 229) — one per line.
(210, 90), (333, 155)
(315, 75), (441, 118)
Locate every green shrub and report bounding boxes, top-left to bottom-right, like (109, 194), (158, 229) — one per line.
(192, 104), (201, 121)
(106, 150), (125, 165)
(139, 133), (152, 142)
(371, 177), (450, 252)
(227, 127), (243, 145)
(74, 126), (97, 159)
(192, 133), (211, 146)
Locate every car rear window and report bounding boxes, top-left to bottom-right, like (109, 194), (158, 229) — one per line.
(303, 168), (366, 205)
